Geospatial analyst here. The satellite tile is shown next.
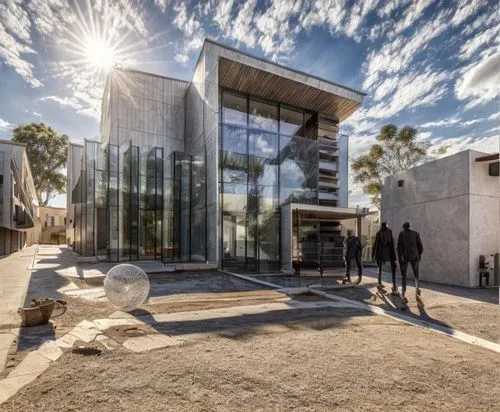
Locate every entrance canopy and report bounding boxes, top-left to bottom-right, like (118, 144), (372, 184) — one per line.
(287, 203), (369, 220)
(281, 203), (369, 274)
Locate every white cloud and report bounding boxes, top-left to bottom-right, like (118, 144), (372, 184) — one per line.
(0, 1), (42, 87)
(459, 24), (500, 60)
(391, 0), (435, 36)
(421, 116), (461, 128)
(154, 0), (169, 13)
(0, 118), (14, 131)
(458, 118), (484, 127)
(40, 95), (99, 119)
(172, 0), (205, 61)
(174, 53), (189, 64)
(455, 52), (500, 109)
(451, 0), (488, 27)
(349, 70), (448, 134)
(488, 112), (500, 121)
(213, 0), (234, 32)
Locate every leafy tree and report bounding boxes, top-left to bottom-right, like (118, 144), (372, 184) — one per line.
(12, 123), (68, 206)
(351, 124), (430, 209)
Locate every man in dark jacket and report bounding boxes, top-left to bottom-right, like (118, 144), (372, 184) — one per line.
(372, 222), (397, 293)
(343, 230), (363, 284)
(397, 221), (423, 303)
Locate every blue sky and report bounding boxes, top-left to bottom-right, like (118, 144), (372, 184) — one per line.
(0, 0), (498, 208)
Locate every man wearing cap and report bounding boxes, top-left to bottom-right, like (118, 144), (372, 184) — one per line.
(372, 222), (397, 293)
(397, 221), (424, 303)
(343, 229), (363, 284)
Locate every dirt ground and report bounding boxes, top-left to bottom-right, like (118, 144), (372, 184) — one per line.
(331, 286), (500, 343)
(2, 306), (500, 412)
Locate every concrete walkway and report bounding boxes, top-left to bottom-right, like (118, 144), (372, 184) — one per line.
(0, 246), (37, 375)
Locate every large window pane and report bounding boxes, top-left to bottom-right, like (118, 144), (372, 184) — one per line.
(222, 183), (247, 212)
(249, 131), (278, 158)
(248, 156), (277, 186)
(222, 212), (246, 272)
(248, 131), (278, 186)
(280, 135), (317, 164)
(247, 185), (278, 214)
(222, 125), (248, 183)
(280, 106), (304, 137)
(280, 187), (317, 204)
(222, 92), (247, 126)
(258, 213), (280, 272)
(249, 99), (278, 132)
(222, 152), (247, 183)
(222, 125), (247, 153)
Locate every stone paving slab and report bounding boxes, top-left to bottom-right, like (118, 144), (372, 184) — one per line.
(122, 334), (183, 353)
(95, 335), (120, 351)
(8, 351), (50, 378)
(0, 372), (41, 404)
(68, 324), (102, 343)
(93, 318), (145, 331)
(37, 341), (63, 362)
(55, 333), (80, 349)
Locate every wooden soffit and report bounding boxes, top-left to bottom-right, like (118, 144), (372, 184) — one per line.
(218, 57), (363, 122)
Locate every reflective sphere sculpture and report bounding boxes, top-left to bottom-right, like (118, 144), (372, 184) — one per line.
(104, 264), (150, 311)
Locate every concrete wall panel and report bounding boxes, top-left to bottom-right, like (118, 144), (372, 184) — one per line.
(382, 195), (469, 286)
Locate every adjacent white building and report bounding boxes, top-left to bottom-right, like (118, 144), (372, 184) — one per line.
(381, 149), (499, 287)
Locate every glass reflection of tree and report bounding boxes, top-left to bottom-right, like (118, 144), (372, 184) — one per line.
(248, 153), (279, 263)
(279, 137), (317, 204)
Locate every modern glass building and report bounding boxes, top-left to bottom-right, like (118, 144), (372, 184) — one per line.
(68, 39), (367, 273)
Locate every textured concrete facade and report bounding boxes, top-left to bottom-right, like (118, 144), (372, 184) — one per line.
(381, 150), (499, 287)
(101, 69), (188, 153)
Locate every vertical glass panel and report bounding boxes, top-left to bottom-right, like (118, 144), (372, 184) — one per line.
(258, 213), (280, 272)
(222, 92), (247, 126)
(222, 183), (247, 212)
(222, 212), (246, 272)
(246, 214), (258, 273)
(222, 125), (248, 183)
(247, 185), (279, 214)
(130, 146), (139, 260)
(248, 131), (278, 187)
(249, 98), (278, 132)
(280, 106), (304, 137)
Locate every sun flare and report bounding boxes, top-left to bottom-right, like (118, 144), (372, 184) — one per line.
(85, 37), (116, 71)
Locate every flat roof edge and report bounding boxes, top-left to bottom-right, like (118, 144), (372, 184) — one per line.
(113, 67), (189, 84)
(0, 139), (26, 147)
(204, 38), (366, 97)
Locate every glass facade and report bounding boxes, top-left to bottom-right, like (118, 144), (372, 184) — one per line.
(220, 90), (334, 273)
(72, 140), (206, 263)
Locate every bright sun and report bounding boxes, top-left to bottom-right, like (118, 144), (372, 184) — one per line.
(85, 37), (116, 71)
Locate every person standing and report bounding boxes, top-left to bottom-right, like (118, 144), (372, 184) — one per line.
(397, 221), (423, 304)
(343, 230), (363, 284)
(372, 222), (397, 293)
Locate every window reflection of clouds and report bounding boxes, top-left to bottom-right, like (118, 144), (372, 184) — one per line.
(249, 99), (278, 132)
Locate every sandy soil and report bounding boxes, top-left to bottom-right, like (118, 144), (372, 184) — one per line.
(330, 286), (500, 343)
(2, 308), (499, 412)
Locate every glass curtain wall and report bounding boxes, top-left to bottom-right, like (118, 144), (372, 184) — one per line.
(220, 90), (318, 273)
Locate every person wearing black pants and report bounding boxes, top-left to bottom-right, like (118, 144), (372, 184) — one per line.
(397, 222), (424, 303)
(343, 230), (363, 284)
(372, 222), (397, 293)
